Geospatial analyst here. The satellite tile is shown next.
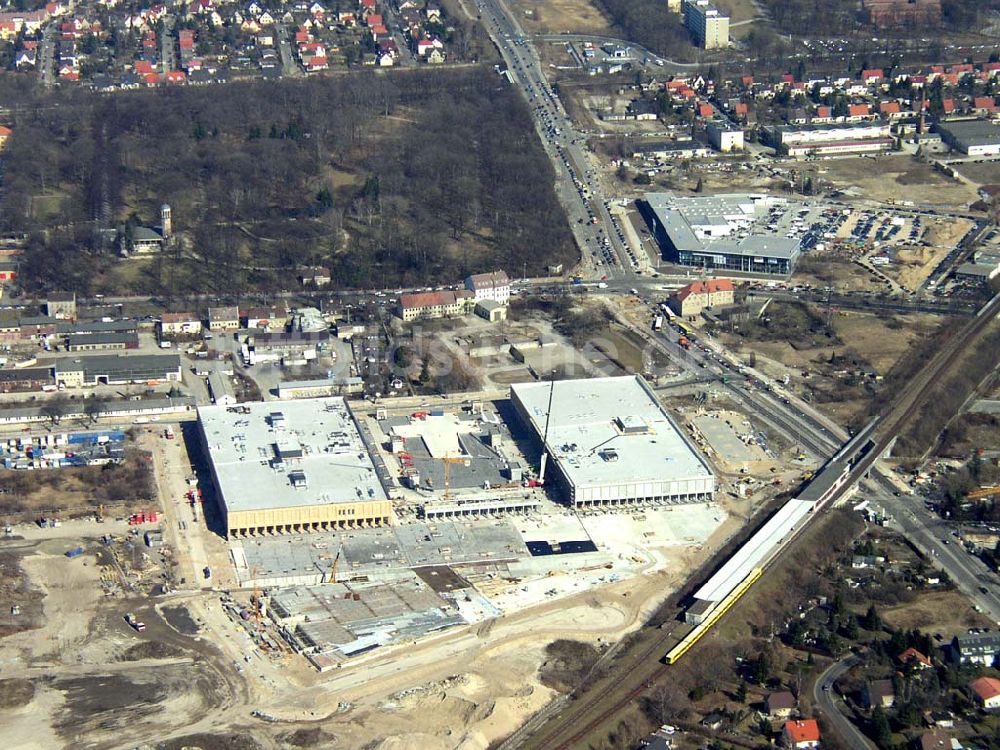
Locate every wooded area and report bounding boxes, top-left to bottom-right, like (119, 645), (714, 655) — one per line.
(593, 0), (695, 62)
(2, 68), (575, 294)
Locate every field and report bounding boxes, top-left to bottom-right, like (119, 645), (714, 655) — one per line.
(881, 589), (993, 634)
(507, 0), (615, 35)
(720, 303), (945, 423)
(0, 448), (154, 521)
(795, 251), (889, 292)
(3, 69), (575, 296)
(800, 156), (979, 209)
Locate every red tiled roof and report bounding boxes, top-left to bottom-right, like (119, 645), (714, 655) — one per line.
(848, 103), (870, 117)
(879, 101), (901, 114)
(698, 103), (713, 117)
(971, 676), (1000, 702)
(898, 647), (931, 667)
(784, 720), (821, 744)
(400, 290), (471, 310)
(675, 279), (734, 302)
(161, 312), (197, 323)
(861, 68), (884, 80)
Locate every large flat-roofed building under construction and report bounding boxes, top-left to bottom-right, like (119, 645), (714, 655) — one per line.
(510, 375), (714, 507)
(644, 193), (801, 275)
(198, 398), (392, 539)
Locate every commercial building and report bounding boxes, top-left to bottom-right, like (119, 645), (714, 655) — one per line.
(510, 375), (715, 508)
(207, 305), (241, 331)
(707, 121), (744, 152)
(277, 377), (365, 399)
(465, 270), (511, 305)
(65, 331), (139, 352)
(764, 122), (893, 157)
(159, 312), (202, 336)
(669, 279), (735, 317)
(397, 290), (473, 322)
(54, 354), (182, 387)
(644, 192), (801, 275)
(937, 120), (1000, 156)
(682, 0), (729, 49)
(0, 366), (54, 392)
(198, 398), (392, 539)
(207, 371), (237, 405)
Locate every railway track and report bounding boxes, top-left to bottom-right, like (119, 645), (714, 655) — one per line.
(516, 294), (1000, 750)
(518, 622), (686, 750)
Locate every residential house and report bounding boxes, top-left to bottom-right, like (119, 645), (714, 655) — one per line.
(300, 267), (331, 286)
(970, 676), (1000, 710)
(864, 679), (896, 709)
(898, 647), (932, 669)
(920, 729), (958, 750)
(207, 306), (240, 331)
(465, 270), (510, 305)
(952, 631), (1000, 666)
(782, 720), (821, 750)
(766, 691), (797, 719)
(398, 290), (473, 322)
(159, 312), (203, 337)
(668, 279), (735, 317)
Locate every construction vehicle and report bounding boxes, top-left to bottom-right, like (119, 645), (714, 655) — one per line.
(124, 612), (146, 632)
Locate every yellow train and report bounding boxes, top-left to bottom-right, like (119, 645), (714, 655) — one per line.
(664, 567), (763, 665)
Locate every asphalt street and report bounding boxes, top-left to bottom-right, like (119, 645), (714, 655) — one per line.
(813, 654), (877, 750)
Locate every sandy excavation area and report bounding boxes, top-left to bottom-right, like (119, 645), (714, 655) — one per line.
(0, 505), (737, 750)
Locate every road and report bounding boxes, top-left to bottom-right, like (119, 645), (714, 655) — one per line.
(813, 654), (877, 750)
(476, 0), (640, 280)
(875, 474), (1000, 625)
(160, 16), (177, 74)
(274, 24), (301, 77)
(39, 24), (56, 86)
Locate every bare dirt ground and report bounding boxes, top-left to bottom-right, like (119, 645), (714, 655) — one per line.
(893, 244), (952, 291)
(881, 589), (994, 634)
(0, 503), (743, 750)
(506, 0), (614, 35)
(795, 252), (888, 292)
(802, 156), (979, 208)
(722, 308), (943, 424)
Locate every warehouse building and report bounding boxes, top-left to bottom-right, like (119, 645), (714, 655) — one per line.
(198, 398), (392, 539)
(938, 120), (1000, 156)
(65, 331), (139, 352)
(207, 371), (237, 405)
(277, 377), (365, 399)
(510, 375), (715, 508)
(54, 354), (182, 387)
(644, 192), (801, 275)
(763, 122), (893, 157)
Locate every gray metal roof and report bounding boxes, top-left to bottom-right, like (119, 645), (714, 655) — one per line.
(938, 120), (1000, 148)
(198, 397), (387, 513)
(511, 375), (714, 492)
